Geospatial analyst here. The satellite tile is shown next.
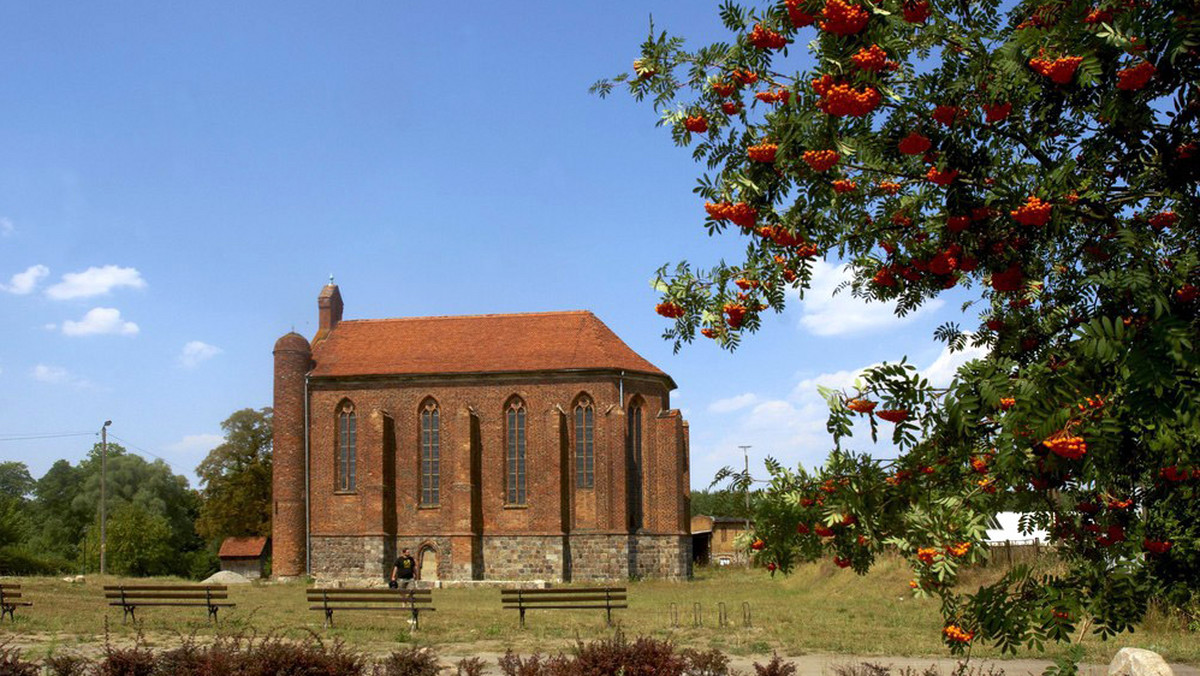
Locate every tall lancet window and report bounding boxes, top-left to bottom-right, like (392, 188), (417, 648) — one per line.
(420, 399), (440, 506)
(574, 397), (595, 489)
(337, 401), (357, 492)
(506, 398), (527, 505)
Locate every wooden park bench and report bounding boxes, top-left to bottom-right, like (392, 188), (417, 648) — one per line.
(306, 587), (434, 630)
(501, 586), (627, 627)
(104, 584), (234, 624)
(0, 584), (32, 622)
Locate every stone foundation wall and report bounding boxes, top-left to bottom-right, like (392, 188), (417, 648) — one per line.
(482, 535), (564, 580)
(309, 533), (690, 583)
(310, 536), (388, 582)
(631, 534), (691, 580)
(569, 534), (630, 581)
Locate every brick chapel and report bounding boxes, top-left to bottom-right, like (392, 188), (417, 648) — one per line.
(272, 283), (692, 582)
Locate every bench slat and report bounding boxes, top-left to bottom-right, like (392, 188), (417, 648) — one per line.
(501, 587), (624, 596)
(503, 604), (628, 610)
(108, 602), (235, 608)
(0, 592), (24, 599)
(104, 585), (226, 592)
(1, 602), (33, 607)
(308, 605), (435, 611)
(106, 592), (229, 600)
(307, 597), (433, 604)
(503, 594), (625, 603)
(308, 589), (430, 596)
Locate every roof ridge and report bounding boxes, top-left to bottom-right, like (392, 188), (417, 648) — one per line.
(338, 310), (595, 324)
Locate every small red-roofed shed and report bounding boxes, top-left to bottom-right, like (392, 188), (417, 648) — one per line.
(218, 536), (270, 579)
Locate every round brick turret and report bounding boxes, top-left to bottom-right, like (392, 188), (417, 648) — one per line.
(273, 331), (312, 577)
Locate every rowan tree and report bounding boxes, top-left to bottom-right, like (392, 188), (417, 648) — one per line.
(596, 0), (1199, 656)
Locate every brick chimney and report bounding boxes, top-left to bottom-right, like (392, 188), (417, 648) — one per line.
(315, 282), (343, 344)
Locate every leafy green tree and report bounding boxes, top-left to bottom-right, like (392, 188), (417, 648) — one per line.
(27, 459), (87, 562)
(599, 0), (1197, 655)
(105, 502), (174, 577)
(690, 488), (761, 518)
(195, 407), (273, 543)
(0, 462), (34, 501)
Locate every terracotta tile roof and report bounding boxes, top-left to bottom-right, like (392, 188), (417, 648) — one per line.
(310, 311), (671, 383)
(218, 536), (269, 559)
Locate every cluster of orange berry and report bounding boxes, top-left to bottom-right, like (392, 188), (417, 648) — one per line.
(991, 264), (1026, 293)
(812, 75), (881, 116)
(873, 267), (897, 288)
(945, 542), (971, 557)
(971, 455), (991, 473)
(931, 105), (965, 126)
(1077, 395), (1105, 412)
(723, 303), (748, 328)
(735, 278), (760, 291)
(747, 143), (779, 163)
(926, 166), (959, 186)
(755, 88), (792, 105)
(832, 179), (858, 193)
(943, 625), (974, 643)
(1044, 435), (1087, 460)
(846, 398), (876, 413)
(876, 409), (910, 423)
(983, 101), (1012, 123)
(814, 524), (835, 537)
(705, 201), (758, 228)
(748, 24), (789, 50)
(819, 0), (870, 34)
(917, 547), (940, 564)
(1000, 397), (1016, 410)
(946, 215), (970, 232)
(1177, 285), (1199, 303)
(1160, 465), (1199, 482)
(786, 0), (816, 26)
(834, 556), (853, 568)
(1029, 55), (1083, 84)
(1148, 210), (1179, 230)
(730, 69), (759, 86)
(1143, 539), (1173, 555)
(751, 538), (765, 551)
(877, 180), (902, 194)
(722, 101), (743, 115)
(903, 0), (931, 22)
(1011, 196), (1052, 226)
(1083, 6), (1116, 23)
(928, 250), (958, 276)
(898, 131), (931, 155)
(655, 302), (685, 318)
(850, 44), (894, 72)
(684, 115), (709, 133)
(712, 80), (738, 98)
(1116, 60), (1155, 90)
(802, 149), (840, 172)
(753, 225), (792, 247)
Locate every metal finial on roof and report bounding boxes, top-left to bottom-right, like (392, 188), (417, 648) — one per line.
(329, 274), (335, 285)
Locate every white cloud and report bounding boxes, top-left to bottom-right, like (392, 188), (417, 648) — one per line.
(32, 364), (70, 383)
(62, 307), (139, 336)
(179, 341), (222, 368)
(45, 265), (146, 300)
(708, 393), (759, 414)
(166, 433), (225, 455)
(797, 260), (945, 337)
(0, 218), (14, 237)
(923, 339), (989, 387)
(2, 264), (50, 295)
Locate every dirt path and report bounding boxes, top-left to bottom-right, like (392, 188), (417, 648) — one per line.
(434, 651), (1200, 676)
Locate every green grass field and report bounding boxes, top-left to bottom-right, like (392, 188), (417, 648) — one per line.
(2, 557), (1196, 666)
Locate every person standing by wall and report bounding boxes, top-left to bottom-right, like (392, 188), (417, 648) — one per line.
(390, 548), (417, 588)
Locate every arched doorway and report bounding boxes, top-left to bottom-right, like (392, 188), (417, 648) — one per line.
(419, 546), (439, 582)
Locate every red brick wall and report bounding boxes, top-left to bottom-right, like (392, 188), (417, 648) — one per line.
(298, 372), (688, 576)
(271, 334), (311, 578)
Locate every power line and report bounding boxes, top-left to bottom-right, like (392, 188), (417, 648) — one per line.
(0, 431), (96, 442)
(107, 433), (185, 473)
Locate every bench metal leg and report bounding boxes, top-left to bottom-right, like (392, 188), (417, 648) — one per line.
(1, 605), (13, 622)
(123, 605), (137, 624)
(324, 608), (334, 629)
(411, 608), (419, 631)
(519, 608), (526, 628)
(208, 605), (220, 624)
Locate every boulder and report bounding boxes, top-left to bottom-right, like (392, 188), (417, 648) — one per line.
(1109, 648), (1174, 676)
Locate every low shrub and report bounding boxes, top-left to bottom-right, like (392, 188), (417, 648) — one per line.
(0, 642), (39, 676)
(376, 646), (442, 676)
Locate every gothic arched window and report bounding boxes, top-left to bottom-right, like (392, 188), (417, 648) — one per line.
(506, 398), (527, 505)
(574, 396), (595, 489)
(420, 399), (440, 506)
(337, 401), (357, 492)
(627, 398), (644, 530)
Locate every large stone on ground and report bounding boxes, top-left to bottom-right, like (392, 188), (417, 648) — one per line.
(202, 570), (252, 585)
(1109, 648), (1174, 676)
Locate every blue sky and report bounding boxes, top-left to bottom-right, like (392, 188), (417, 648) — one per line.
(1, 1), (984, 491)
